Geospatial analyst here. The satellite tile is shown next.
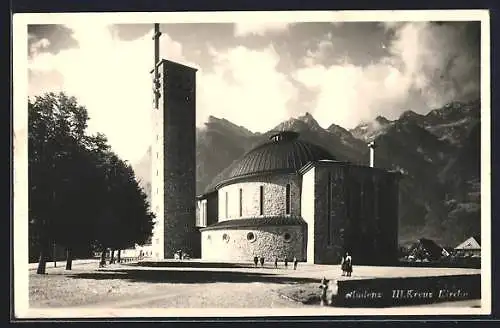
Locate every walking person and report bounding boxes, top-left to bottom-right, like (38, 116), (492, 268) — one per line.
(253, 256), (259, 268)
(260, 256), (265, 267)
(274, 257), (278, 269)
(342, 252), (353, 277)
(293, 256), (298, 270)
(284, 257), (288, 269)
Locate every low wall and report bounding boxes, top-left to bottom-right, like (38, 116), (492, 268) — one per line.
(398, 259), (481, 269)
(333, 274), (481, 307)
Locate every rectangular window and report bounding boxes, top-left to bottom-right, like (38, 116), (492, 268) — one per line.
(259, 186), (264, 215)
(239, 188), (243, 217)
(203, 201), (207, 226)
(225, 191), (229, 218)
(285, 184), (291, 215)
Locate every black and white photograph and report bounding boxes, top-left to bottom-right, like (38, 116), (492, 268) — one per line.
(13, 10), (491, 318)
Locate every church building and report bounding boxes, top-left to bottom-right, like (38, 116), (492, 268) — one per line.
(147, 24), (399, 265)
(196, 131), (400, 265)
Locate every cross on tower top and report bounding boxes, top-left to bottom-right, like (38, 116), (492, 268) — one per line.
(153, 23), (162, 69)
(152, 23), (162, 108)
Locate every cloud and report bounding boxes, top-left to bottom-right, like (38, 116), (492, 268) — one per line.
(303, 33), (335, 66)
(28, 22), (479, 162)
(293, 22), (480, 129)
(197, 44), (298, 132)
(28, 23), (298, 163)
(28, 22), (192, 164)
(387, 22), (479, 107)
(233, 22), (290, 37)
(29, 37), (50, 57)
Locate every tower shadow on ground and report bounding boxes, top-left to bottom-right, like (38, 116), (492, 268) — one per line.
(135, 261), (257, 269)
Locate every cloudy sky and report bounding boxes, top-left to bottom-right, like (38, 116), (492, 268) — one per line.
(27, 19), (480, 163)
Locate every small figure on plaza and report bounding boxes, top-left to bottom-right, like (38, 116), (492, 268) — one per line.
(341, 252), (353, 277)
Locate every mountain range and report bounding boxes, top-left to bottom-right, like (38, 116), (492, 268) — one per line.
(133, 100), (481, 247)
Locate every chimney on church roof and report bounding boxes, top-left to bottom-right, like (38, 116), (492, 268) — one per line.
(368, 140), (377, 168)
(269, 131), (300, 142)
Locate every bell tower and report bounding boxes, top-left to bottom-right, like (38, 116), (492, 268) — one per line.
(150, 24), (199, 259)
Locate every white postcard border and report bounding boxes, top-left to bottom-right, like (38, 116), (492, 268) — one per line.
(13, 9), (491, 319)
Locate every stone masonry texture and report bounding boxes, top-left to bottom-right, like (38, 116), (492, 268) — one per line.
(201, 225), (305, 262)
(200, 163), (399, 265)
(161, 60), (199, 259)
(217, 174), (301, 220)
(313, 162), (400, 265)
(200, 173), (305, 262)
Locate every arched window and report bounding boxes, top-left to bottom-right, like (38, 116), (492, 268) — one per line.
(203, 201), (207, 226)
(285, 183), (291, 215)
(225, 191), (229, 218)
(239, 188), (243, 217)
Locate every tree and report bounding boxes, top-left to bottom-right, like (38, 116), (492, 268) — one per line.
(29, 92), (155, 273)
(29, 92), (93, 274)
(92, 152), (155, 265)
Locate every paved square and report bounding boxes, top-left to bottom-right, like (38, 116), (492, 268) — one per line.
(29, 260), (480, 309)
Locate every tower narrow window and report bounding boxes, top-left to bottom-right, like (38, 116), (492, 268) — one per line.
(285, 183), (291, 215)
(239, 188), (243, 217)
(259, 185), (264, 216)
(327, 172), (332, 245)
(225, 191), (229, 218)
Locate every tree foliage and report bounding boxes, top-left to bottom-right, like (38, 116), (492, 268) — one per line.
(28, 92), (155, 273)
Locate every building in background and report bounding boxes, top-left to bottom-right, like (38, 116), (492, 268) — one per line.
(455, 235), (481, 257)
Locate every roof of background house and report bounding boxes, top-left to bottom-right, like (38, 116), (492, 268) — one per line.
(455, 236), (481, 250)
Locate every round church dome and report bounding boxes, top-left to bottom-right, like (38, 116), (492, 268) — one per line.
(212, 131), (335, 189)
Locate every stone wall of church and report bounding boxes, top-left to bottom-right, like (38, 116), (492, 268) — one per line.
(201, 225), (305, 262)
(311, 163), (400, 265)
(217, 173), (301, 221)
(161, 61), (199, 258)
(312, 164), (351, 264)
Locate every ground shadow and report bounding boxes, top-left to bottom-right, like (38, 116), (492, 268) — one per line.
(67, 268), (320, 285)
(134, 261), (257, 269)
